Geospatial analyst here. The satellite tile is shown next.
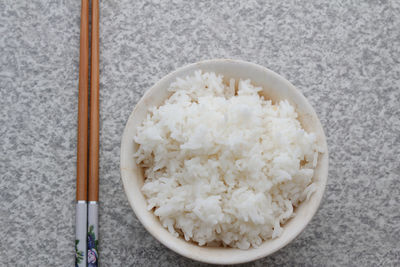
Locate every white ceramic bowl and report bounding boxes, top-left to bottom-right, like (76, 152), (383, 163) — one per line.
(120, 59), (328, 265)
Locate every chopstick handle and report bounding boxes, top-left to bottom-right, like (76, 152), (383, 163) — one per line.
(75, 201), (88, 267)
(88, 202), (99, 266)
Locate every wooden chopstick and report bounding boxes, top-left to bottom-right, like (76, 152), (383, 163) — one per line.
(88, 0), (100, 265)
(75, 0), (89, 266)
(89, 0), (100, 203)
(76, 0), (89, 204)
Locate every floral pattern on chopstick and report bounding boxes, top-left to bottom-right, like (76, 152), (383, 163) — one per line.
(75, 239), (84, 267)
(87, 225), (98, 267)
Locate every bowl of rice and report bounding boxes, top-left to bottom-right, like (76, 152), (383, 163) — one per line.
(120, 59), (328, 264)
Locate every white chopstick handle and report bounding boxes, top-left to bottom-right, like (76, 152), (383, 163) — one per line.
(88, 202), (99, 266)
(75, 201), (87, 267)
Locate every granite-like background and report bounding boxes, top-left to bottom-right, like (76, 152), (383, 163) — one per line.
(1, 0), (399, 266)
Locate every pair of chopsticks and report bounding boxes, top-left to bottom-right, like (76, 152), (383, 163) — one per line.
(75, 0), (100, 267)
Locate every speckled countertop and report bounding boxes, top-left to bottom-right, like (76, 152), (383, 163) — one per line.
(1, 0), (399, 266)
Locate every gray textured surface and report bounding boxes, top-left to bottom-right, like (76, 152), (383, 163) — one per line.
(1, 0), (399, 266)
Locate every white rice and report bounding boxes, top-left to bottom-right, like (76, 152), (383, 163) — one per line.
(134, 71), (320, 249)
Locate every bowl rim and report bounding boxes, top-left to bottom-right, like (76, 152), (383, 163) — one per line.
(120, 58), (329, 265)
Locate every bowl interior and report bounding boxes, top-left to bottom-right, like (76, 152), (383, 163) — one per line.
(120, 59), (328, 265)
